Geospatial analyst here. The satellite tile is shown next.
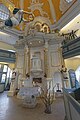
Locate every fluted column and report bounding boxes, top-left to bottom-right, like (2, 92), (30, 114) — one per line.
(47, 0), (56, 22)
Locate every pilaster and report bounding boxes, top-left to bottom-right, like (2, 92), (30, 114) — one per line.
(44, 40), (49, 77)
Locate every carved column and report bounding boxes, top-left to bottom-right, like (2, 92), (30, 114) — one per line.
(23, 44), (31, 77)
(23, 44), (29, 77)
(16, 49), (24, 77)
(47, 0), (56, 22)
(28, 48), (31, 74)
(58, 47), (64, 66)
(44, 41), (49, 77)
(15, 52), (18, 68)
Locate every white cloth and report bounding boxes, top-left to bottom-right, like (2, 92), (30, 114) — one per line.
(11, 17), (19, 26)
(11, 10), (23, 26)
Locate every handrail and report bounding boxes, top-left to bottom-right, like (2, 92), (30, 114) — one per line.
(63, 88), (80, 114)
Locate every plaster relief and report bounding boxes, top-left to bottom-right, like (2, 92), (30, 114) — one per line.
(29, 0), (49, 18)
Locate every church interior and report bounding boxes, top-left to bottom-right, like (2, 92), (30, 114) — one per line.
(0, 0), (80, 120)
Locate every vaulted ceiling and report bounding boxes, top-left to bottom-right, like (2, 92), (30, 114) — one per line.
(0, 0), (79, 46)
(0, 0), (77, 30)
(8, 0), (76, 22)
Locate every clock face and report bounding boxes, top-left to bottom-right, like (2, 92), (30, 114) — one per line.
(65, 0), (73, 3)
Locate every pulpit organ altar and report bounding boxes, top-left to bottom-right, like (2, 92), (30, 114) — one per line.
(6, 0), (65, 108)
(13, 30), (64, 109)
(13, 0), (64, 99)
(14, 31), (63, 90)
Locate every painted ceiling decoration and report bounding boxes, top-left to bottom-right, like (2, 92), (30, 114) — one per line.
(0, 0), (78, 33)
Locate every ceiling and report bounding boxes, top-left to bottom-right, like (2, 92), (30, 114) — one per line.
(60, 13), (80, 36)
(0, 0), (79, 46)
(0, 0), (77, 27)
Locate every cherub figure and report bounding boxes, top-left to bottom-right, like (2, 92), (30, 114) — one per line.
(0, 7), (34, 28)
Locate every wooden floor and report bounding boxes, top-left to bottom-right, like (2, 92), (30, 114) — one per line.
(0, 92), (65, 120)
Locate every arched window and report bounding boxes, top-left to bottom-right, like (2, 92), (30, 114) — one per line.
(0, 4), (9, 20)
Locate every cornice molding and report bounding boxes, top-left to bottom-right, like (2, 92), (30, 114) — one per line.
(2, 27), (24, 37)
(14, 32), (64, 48)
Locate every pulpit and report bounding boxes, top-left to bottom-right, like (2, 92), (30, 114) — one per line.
(31, 56), (42, 71)
(30, 56), (43, 87)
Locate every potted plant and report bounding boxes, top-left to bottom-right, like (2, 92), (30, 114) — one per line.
(40, 88), (54, 114)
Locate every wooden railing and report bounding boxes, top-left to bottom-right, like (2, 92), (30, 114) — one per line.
(63, 88), (80, 120)
(0, 83), (5, 92)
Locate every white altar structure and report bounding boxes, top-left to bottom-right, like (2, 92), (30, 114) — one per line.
(15, 34), (63, 100)
(17, 56), (44, 108)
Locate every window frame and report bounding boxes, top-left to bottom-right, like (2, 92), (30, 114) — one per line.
(0, 3), (10, 20)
